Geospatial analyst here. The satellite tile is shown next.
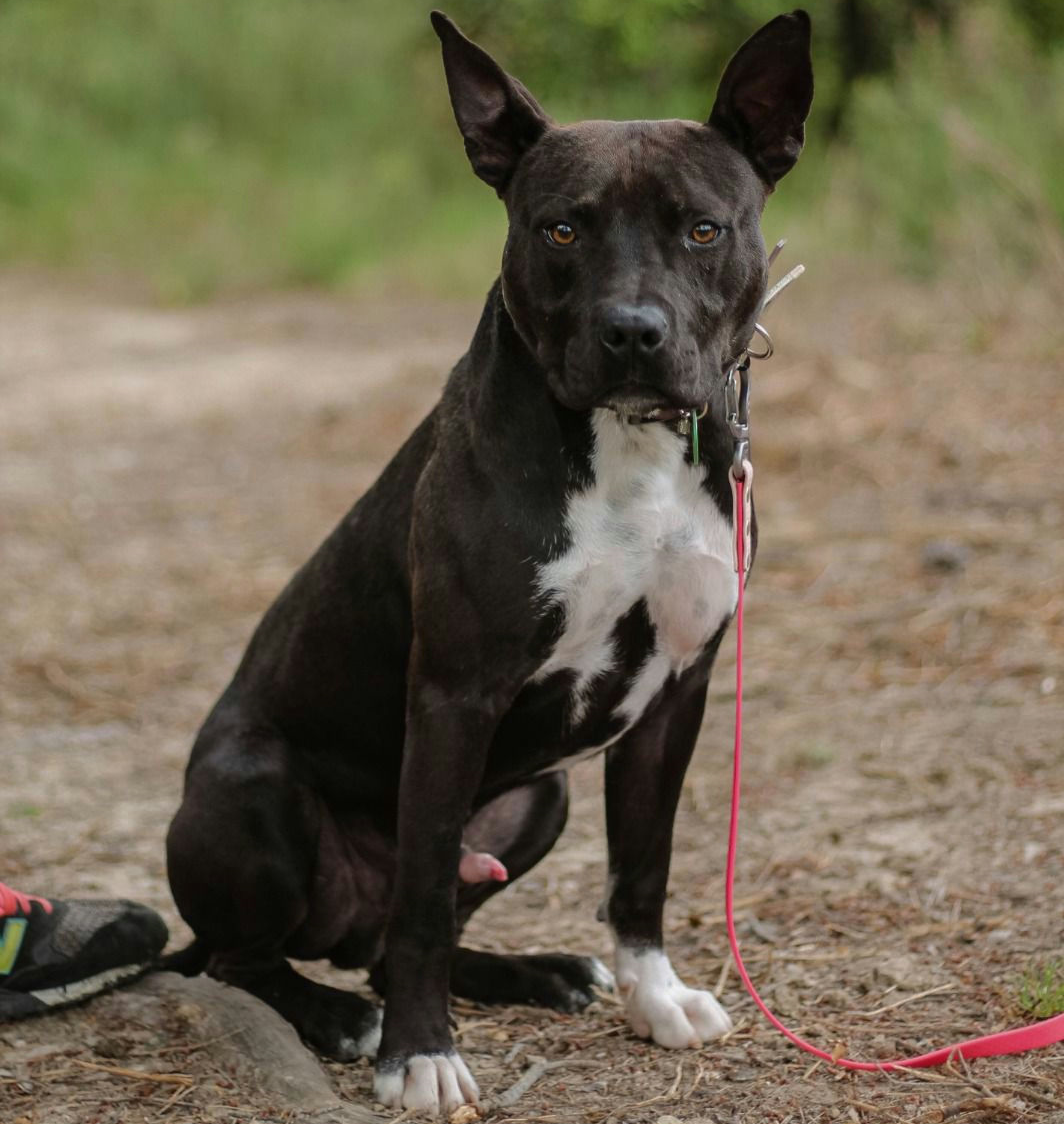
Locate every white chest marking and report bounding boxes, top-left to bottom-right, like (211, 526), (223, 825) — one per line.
(533, 410), (737, 737)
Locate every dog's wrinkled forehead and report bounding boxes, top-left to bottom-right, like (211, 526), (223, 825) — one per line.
(508, 119), (764, 221)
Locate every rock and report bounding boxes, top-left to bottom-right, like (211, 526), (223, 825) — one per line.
(101, 972), (384, 1122)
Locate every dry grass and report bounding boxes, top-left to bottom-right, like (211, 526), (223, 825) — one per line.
(0, 260), (1061, 1123)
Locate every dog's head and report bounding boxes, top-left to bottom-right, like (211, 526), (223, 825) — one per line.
(432, 10), (813, 416)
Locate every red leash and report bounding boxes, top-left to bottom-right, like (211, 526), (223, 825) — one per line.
(724, 465), (1064, 1070)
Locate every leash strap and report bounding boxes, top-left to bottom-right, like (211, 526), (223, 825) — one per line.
(725, 467), (1064, 1070)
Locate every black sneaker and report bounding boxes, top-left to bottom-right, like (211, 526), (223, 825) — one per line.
(0, 881), (168, 1022)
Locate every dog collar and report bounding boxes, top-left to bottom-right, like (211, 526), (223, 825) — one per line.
(615, 404), (710, 466)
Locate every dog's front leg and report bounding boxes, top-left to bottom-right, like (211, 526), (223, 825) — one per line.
(604, 677), (733, 1049)
(373, 665), (502, 1115)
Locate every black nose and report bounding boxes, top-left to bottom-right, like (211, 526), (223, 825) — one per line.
(599, 304), (669, 358)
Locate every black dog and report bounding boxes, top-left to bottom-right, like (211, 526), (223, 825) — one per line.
(167, 10), (812, 1114)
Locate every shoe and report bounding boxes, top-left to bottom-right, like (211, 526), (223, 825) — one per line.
(0, 881), (168, 1022)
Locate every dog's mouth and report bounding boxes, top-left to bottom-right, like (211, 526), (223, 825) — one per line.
(596, 383), (701, 425)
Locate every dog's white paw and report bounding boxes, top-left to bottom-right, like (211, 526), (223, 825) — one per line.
(616, 947), (732, 1048)
(336, 1006), (383, 1060)
(588, 955), (616, 992)
(374, 1051), (479, 1115)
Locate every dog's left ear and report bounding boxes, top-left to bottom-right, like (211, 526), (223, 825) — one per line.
(708, 10), (813, 187)
(431, 11), (551, 193)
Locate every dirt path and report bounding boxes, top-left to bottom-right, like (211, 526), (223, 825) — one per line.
(1, 269), (1061, 1123)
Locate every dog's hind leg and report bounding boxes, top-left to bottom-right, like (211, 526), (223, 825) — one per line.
(166, 727), (382, 1060)
(448, 946), (614, 1013)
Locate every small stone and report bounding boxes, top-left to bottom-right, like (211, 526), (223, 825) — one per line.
(744, 915), (779, 943)
(450, 1106), (480, 1123)
(93, 1036), (131, 1059)
(922, 539), (969, 573)
(873, 954), (938, 991)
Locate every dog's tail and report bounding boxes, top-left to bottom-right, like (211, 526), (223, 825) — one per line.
(159, 938), (210, 977)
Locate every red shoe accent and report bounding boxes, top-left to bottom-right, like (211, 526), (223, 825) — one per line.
(0, 882), (53, 917)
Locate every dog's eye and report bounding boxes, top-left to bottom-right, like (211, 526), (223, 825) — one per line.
(689, 221), (720, 245)
(545, 222), (577, 246)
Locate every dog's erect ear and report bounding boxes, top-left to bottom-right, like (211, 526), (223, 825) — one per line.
(708, 10), (813, 187)
(431, 11), (550, 193)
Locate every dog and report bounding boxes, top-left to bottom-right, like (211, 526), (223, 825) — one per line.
(166, 10), (813, 1114)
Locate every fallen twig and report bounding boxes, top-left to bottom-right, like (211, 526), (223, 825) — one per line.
(159, 1081), (197, 1114)
(915, 1097), (1016, 1123)
(155, 1029), (248, 1052)
(857, 982), (956, 1017)
(599, 1060), (684, 1123)
(849, 1099), (907, 1123)
(683, 1061), (706, 1099)
(715, 950), (733, 998)
(71, 1058), (194, 1085)
(691, 890), (775, 927)
(495, 1116), (563, 1124)
(34, 658), (138, 717)
(492, 1057), (602, 1108)
(992, 1081), (1064, 1110)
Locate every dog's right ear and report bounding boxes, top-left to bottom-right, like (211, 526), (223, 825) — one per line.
(431, 11), (550, 193)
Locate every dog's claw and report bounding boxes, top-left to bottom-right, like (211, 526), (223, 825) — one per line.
(587, 956), (615, 992)
(374, 1052), (479, 1115)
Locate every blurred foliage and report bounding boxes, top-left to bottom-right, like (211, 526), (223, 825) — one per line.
(445, 0), (955, 133)
(0, 0), (1060, 299)
(838, 9), (1064, 277)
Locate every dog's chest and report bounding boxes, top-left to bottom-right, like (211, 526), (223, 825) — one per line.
(532, 412), (737, 741)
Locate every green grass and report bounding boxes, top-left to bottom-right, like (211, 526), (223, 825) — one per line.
(6, 803), (43, 819)
(0, 0), (491, 297)
(1015, 958), (1064, 1019)
(0, 1), (1060, 300)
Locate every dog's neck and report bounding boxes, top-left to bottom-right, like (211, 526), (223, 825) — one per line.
(460, 282), (596, 484)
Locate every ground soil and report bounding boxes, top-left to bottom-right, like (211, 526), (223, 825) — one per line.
(1, 266), (1062, 1124)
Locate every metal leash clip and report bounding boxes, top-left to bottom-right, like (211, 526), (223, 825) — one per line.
(724, 239), (804, 573)
(725, 242), (805, 481)
(747, 322), (773, 361)
(724, 357), (751, 479)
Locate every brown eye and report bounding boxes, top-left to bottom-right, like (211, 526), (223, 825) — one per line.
(546, 222), (577, 246)
(690, 221), (720, 245)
